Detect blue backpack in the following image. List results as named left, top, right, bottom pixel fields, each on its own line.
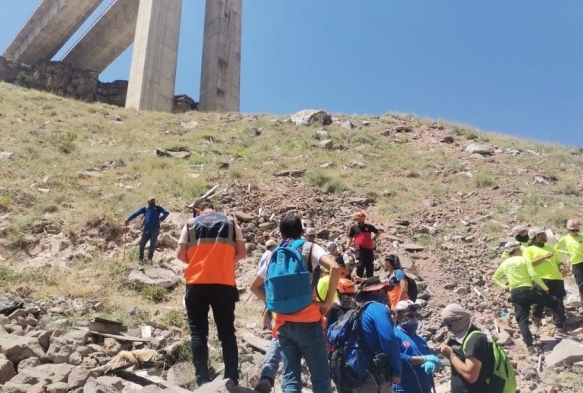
left=328, top=301, right=378, bottom=390
left=264, top=239, right=317, bottom=314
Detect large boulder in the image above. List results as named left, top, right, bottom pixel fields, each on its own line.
left=8, top=363, right=73, bottom=385
left=0, top=353, right=16, bottom=384
left=127, top=267, right=181, bottom=289
left=0, top=335, right=45, bottom=364
left=546, top=339, right=583, bottom=367
left=290, top=109, right=332, bottom=126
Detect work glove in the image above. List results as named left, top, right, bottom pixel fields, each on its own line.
left=423, top=355, right=441, bottom=365
left=421, top=361, right=436, bottom=375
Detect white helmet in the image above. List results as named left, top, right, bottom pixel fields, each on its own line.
left=511, top=225, right=527, bottom=237
left=567, top=219, right=580, bottom=231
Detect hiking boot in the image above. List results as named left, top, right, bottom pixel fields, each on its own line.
left=254, top=379, right=272, bottom=393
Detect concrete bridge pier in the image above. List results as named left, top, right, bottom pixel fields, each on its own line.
left=125, top=0, right=182, bottom=112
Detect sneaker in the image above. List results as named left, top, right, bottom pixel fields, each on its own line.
left=254, top=379, right=272, bottom=393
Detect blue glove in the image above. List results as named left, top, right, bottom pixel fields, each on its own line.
left=421, top=361, right=436, bottom=375
left=423, top=355, right=441, bottom=365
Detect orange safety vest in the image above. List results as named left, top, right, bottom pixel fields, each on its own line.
left=184, top=212, right=236, bottom=286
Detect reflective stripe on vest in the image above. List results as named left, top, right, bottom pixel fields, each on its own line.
left=184, top=212, right=236, bottom=285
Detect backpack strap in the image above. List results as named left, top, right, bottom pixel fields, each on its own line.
left=461, top=329, right=481, bottom=353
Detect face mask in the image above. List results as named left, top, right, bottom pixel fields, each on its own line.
left=515, top=234, right=529, bottom=243
left=399, top=318, right=419, bottom=334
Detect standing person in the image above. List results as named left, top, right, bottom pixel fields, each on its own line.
left=439, top=304, right=494, bottom=393
left=259, top=239, right=279, bottom=330
left=250, top=215, right=341, bottom=393
left=346, top=211, right=380, bottom=279
left=327, top=241, right=354, bottom=279
left=382, top=255, right=410, bottom=310
left=176, top=200, right=247, bottom=387
left=492, top=241, right=560, bottom=354
left=500, top=224, right=530, bottom=260
left=304, top=227, right=318, bottom=243
left=392, top=301, right=440, bottom=393
left=524, top=227, right=567, bottom=334
left=555, top=218, right=583, bottom=312
left=125, top=197, right=169, bottom=262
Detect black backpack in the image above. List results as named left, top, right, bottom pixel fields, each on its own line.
left=405, top=275, right=418, bottom=302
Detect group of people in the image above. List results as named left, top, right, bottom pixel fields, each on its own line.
left=493, top=219, right=583, bottom=354
left=161, top=199, right=516, bottom=393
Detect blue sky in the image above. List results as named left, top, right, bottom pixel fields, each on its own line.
left=1, top=1, right=582, bottom=147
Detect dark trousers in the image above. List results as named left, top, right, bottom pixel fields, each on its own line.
left=532, top=279, right=566, bottom=328
left=511, top=286, right=559, bottom=346
left=139, top=227, right=160, bottom=261
left=572, top=263, right=583, bottom=308
left=185, top=284, right=239, bottom=386
left=355, top=248, right=375, bottom=278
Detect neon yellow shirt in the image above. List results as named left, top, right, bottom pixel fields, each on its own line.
left=555, top=234, right=583, bottom=265
left=316, top=275, right=338, bottom=302
left=493, top=255, right=548, bottom=291
left=523, top=245, right=563, bottom=281
left=500, top=241, right=528, bottom=260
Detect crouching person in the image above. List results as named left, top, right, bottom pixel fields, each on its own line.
left=328, top=277, right=402, bottom=393
left=392, top=301, right=440, bottom=393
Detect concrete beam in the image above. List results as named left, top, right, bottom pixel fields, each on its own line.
left=199, top=0, right=242, bottom=112
left=125, top=0, right=182, bottom=112
left=61, top=0, right=138, bottom=73
left=3, top=0, right=104, bottom=64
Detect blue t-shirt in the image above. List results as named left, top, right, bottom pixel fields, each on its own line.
left=359, top=302, right=402, bottom=378
left=392, top=327, right=432, bottom=393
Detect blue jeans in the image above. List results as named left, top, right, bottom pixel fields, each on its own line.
left=139, top=227, right=160, bottom=261
left=260, top=337, right=282, bottom=383
left=278, top=321, right=331, bottom=393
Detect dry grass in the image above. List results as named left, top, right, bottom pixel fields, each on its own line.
left=2, top=83, right=583, bottom=382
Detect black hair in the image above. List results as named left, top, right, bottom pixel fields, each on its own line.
left=385, top=254, right=402, bottom=269
left=280, top=215, right=303, bottom=239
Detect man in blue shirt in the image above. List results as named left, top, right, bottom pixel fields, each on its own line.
left=352, top=277, right=402, bottom=393
left=391, top=301, right=440, bottom=393
left=125, top=197, right=169, bottom=262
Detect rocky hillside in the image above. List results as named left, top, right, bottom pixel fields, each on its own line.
left=1, top=82, right=583, bottom=392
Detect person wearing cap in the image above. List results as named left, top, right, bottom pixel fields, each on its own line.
left=325, top=278, right=357, bottom=330
left=500, top=224, right=529, bottom=260
left=392, top=300, right=440, bottom=393
left=304, top=227, right=317, bottom=243
left=250, top=215, right=341, bottom=393
left=326, top=241, right=354, bottom=279
left=439, top=304, right=495, bottom=393
left=176, top=200, right=247, bottom=387
left=555, top=218, right=583, bottom=311
left=382, top=255, right=410, bottom=310
left=125, top=197, right=169, bottom=262
left=346, top=210, right=380, bottom=279
left=351, top=277, right=402, bottom=391
left=492, top=241, right=560, bottom=353
left=523, top=227, right=567, bottom=334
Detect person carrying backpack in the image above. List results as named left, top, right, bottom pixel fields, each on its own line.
left=250, top=215, right=341, bottom=393
left=125, top=196, right=169, bottom=262
left=392, top=301, right=440, bottom=393
left=382, top=255, right=411, bottom=309
left=328, top=276, right=402, bottom=393
left=440, top=304, right=517, bottom=393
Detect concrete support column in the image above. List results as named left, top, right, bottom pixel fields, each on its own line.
left=199, top=0, right=242, bottom=112
left=125, top=0, right=182, bottom=112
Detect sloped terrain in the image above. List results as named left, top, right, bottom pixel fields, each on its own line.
left=1, top=82, right=583, bottom=391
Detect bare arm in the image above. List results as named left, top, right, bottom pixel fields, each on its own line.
left=176, top=243, right=188, bottom=264
left=250, top=275, right=266, bottom=304
left=234, top=240, right=247, bottom=262
left=397, top=278, right=408, bottom=302
left=451, top=356, right=482, bottom=383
